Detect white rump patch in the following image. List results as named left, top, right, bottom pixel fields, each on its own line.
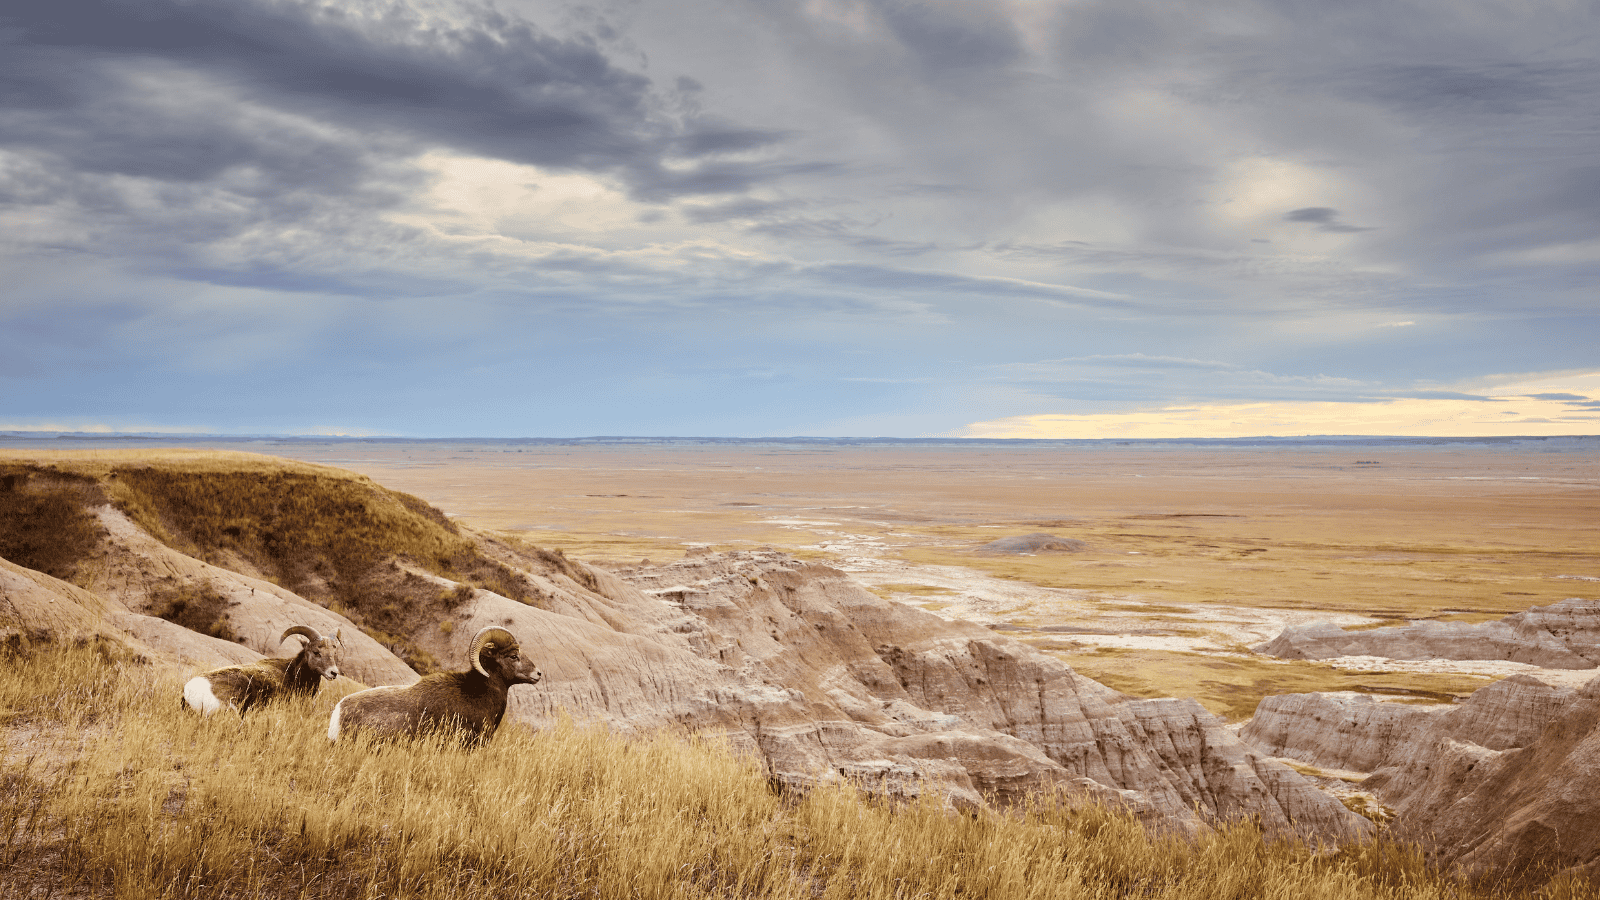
left=327, top=696, right=345, bottom=741
left=183, top=676, right=226, bottom=715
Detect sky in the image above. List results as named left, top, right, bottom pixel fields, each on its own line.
left=1, top=0, right=1597, bottom=439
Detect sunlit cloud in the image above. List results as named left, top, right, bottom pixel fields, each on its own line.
left=955, top=372, right=1600, bottom=439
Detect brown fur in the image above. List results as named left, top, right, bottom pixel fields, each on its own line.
left=329, top=629, right=541, bottom=746
left=183, top=627, right=342, bottom=714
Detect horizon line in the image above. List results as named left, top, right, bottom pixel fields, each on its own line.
left=3, top=431, right=1596, bottom=443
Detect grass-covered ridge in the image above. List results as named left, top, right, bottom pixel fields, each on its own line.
left=0, top=463, right=108, bottom=585
left=112, top=460, right=529, bottom=602
left=0, top=449, right=542, bottom=671
left=2, top=636, right=1590, bottom=900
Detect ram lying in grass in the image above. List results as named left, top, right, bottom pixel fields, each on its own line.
left=328, top=626, right=540, bottom=745
left=182, top=625, right=343, bottom=715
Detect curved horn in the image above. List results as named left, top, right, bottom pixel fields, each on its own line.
left=468, top=626, right=518, bottom=677
left=280, top=625, right=323, bottom=646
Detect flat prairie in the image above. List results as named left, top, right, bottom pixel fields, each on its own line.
left=12, top=436, right=1598, bottom=717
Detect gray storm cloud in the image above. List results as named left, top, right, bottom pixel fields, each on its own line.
left=0, top=0, right=1596, bottom=436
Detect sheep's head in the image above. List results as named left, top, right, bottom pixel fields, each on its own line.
left=469, top=626, right=542, bottom=687
left=281, top=625, right=343, bottom=681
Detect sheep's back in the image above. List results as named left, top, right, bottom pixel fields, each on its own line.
left=331, top=684, right=417, bottom=739
left=196, top=660, right=290, bottom=711
left=330, top=675, right=502, bottom=742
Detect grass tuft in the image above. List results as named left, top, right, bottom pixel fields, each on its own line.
left=1045, top=647, right=1490, bottom=721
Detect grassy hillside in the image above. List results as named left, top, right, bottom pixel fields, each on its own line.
left=0, top=464, right=107, bottom=583
left=0, top=450, right=543, bottom=671
left=2, top=635, right=1590, bottom=900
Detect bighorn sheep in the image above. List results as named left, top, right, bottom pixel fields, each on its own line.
left=182, top=625, right=343, bottom=715
left=327, top=626, right=541, bottom=746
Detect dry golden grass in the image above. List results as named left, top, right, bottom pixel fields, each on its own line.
left=872, top=583, right=959, bottom=596
left=0, top=447, right=358, bottom=480
left=2, top=636, right=1588, bottom=899
left=0, top=463, right=108, bottom=585
left=865, top=583, right=961, bottom=610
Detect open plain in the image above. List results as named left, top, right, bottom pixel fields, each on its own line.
left=24, top=435, right=1590, bottom=720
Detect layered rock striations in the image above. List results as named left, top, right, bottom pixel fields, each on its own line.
left=550, top=551, right=1372, bottom=839
left=1242, top=674, right=1600, bottom=883
left=1242, top=691, right=1445, bottom=775
left=1371, top=678, right=1600, bottom=884
left=1256, top=598, right=1600, bottom=668
left=1242, top=675, right=1574, bottom=776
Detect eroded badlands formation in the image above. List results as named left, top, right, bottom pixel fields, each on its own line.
left=1245, top=602, right=1600, bottom=883
left=4, top=454, right=1599, bottom=886
left=2, top=496, right=1369, bottom=840
left=1242, top=672, right=1600, bottom=883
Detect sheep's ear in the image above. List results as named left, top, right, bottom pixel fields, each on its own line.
left=334, top=628, right=343, bottom=646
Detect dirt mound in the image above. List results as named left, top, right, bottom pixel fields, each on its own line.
left=976, top=532, right=1089, bottom=554
left=89, top=504, right=418, bottom=685
left=0, top=452, right=545, bottom=675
